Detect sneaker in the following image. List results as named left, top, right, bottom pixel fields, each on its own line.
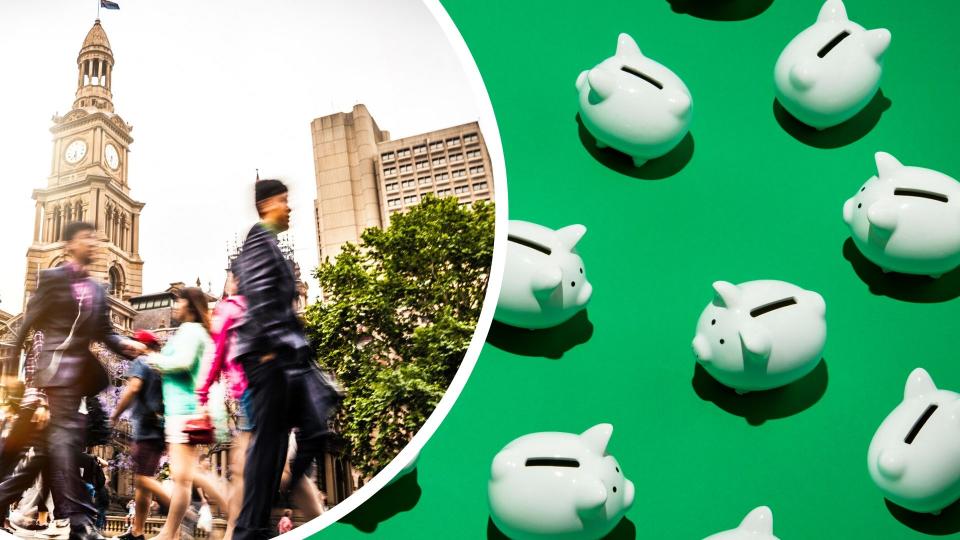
left=37, top=519, right=69, bottom=540
left=114, top=531, right=144, bottom=540
left=8, top=514, right=47, bottom=538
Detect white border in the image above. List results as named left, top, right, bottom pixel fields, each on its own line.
left=288, top=0, right=508, bottom=537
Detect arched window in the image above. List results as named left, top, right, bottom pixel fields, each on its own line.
left=74, top=201, right=83, bottom=223
left=109, top=266, right=123, bottom=297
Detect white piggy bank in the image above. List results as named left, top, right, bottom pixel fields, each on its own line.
left=704, top=506, right=780, bottom=540
left=692, top=280, right=826, bottom=393
left=488, top=424, right=634, bottom=540
left=577, top=33, right=692, bottom=167
left=843, top=152, right=960, bottom=278
left=868, top=368, right=960, bottom=514
left=495, top=221, right=592, bottom=329
left=774, top=0, right=890, bottom=129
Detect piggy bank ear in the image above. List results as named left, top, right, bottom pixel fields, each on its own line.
left=616, top=33, right=642, bottom=57
left=739, top=322, right=772, bottom=360
left=556, top=224, right=587, bottom=251
left=532, top=265, right=563, bottom=293
left=904, top=368, right=937, bottom=400
left=712, top=281, right=740, bottom=308
left=580, top=423, right=613, bottom=455
left=490, top=449, right=519, bottom=482
left=865, top=28, right=892, bottom=59
left=737, top=506, right=774, bottom=535
left=875, top=151, right=903, bottom=179
left=575, top=477, right=609, bottom=513
left=867, top=201, right=899, bottom=231
left=817, top=0, right=848, bottom=22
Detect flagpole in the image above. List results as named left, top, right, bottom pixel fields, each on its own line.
left=97, top=0, right=100, bottom=19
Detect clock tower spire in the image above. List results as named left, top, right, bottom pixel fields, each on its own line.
left=23, top=19, right=144, bottom=332
left=73, top=19, right=115, bottom=114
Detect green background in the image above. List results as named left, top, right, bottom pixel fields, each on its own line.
left=321, top=0, right=960, bottom=538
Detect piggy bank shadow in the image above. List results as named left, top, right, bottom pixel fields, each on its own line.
left=842, top=238, right=960, bottom=303
left=340, top=468, right=422, bottom=533
left=667, top=0, right=774, bottom=21
left=575, top=114, right=694, bottom=180
left=487, top=517, right=636, bottom=539
left=691, top=360, right=828, bottom=426
left=773, top=89, right=891, bottom=149
left=486, top=310, right=594, bottom=359
left=886, top=499, right=960, bottom=535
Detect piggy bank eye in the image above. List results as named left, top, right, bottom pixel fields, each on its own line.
left=860, top=187, right=866, bottom=192
left=580, top=267, right=583, bottom=274
left=858, top=203, right=862, bottom=208
left=615, top=466, right=620, bottom=473
left=711, top=319, right=716, bottom=326
left=612, top=486, right=618, bottom=493
left=719, top=339, right=725, bottom=345
left=570, top=281, right=576, bottom=287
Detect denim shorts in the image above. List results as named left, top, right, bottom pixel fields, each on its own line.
left=238, top=388, right=255, bottom=432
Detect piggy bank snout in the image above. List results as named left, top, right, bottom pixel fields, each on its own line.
left=623, top=479, right=635, bottom=509
left=577, top=281, right=593, bottom=306
left=692, top=334, right=711, bottom=361
left=843, top=198, right=854, bottom=225
left=878, top=449, right=907, bottom=480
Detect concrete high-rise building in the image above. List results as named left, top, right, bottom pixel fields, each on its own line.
left=310, top=104, right=494, bottom=262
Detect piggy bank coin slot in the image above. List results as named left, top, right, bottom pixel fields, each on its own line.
left=525, top=458, right=581, bottom=468
left=894, top=188, right=950, bottom=203
left=904, top=404, right=939, bottom=444
left=620, top=66, right=664, bottom=90
left=817, top=30, right=851, bottom=58
left=749, top=297, right=798, bottom=318
left=508, top=235, right=553, bottom=255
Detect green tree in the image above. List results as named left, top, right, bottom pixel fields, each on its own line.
left=304, top=196, right=494, bottom=477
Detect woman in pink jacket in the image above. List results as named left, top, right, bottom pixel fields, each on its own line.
left=197, top=270, right=249, bottom=540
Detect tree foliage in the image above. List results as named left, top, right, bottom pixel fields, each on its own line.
left=304, top=196, right=494, bottom=477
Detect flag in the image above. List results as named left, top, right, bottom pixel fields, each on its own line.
left=100, top=0, right=120, bottom=10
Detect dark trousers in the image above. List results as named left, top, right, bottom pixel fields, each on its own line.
left=234, top=347, right=332, bottom=540
left=0, top=405, right=45, bottom=510
left=43, top=386, right=96, bottom=530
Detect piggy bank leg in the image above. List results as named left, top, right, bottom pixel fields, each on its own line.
left=632, top=157, right=648, bottom=168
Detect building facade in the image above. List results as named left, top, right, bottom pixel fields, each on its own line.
left=23, top=19, right=144, bottom=332
left=310, top=105, right=494, bottom=262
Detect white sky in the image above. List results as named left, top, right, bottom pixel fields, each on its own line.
left=0, top=0, right=481, bottom=313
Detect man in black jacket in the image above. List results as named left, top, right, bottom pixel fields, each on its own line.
left=232, top=180, right=335, bottom=540
left=2, top=221, right=143, bottom=540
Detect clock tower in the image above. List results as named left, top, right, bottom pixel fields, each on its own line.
left=23, top=19, right=144, bottom=331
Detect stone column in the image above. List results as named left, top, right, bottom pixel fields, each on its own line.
left=33, top=202, right=42, bottom=243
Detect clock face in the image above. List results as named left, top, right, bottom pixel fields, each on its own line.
left=64, top=140, right=87, bottom=164
left=104, top=144, right=120, bottom=170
